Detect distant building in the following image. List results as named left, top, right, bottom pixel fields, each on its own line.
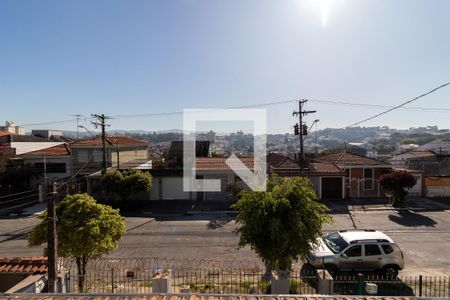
left=0, top=121, right=25, bottom=135
left=347, top=142, right=378, bottom=158
left=31, top=129, right=63, bottom=139
left=206, top=130, right=216, bottom=143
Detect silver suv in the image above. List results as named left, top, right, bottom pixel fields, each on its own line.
left=306, top=229, right=404, bottom=277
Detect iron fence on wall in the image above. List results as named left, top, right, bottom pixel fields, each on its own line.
left=62, top=258, right=450, bottom=297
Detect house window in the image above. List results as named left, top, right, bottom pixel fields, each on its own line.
left=78, top=151, right=88, bottom=162
left=363, top=168, right=373, bottom=190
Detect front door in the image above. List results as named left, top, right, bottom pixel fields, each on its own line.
left=340, top=245, right=363, bottom=270
left=362, top=244, right=384, bottom=270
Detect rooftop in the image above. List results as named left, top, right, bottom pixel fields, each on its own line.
left=0, top=257, right=48, bottom=274
left=267, top=153, right=344, bottom=176
left=319, top=151, right=389, bottom=166
left=395, top=150, right=435, bottom=157
left=72, top=136, right=148, bottom=146
left=195, top=157, right=255, bottom=171
left=17, top=143, right=70, bottom=157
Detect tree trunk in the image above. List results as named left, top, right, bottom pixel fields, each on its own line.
left=76, top=256, right=89, bottom=293
left=262, top=263, right=272, bottom=281
left=76, top=257, right=84, bottom=293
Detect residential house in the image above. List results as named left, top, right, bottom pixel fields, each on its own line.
left=267, top=152, right=346, bottom=199
left=195, top=157, right=256, bottom=201
left=418, top=139, right=450, bottom=154
left=390, top=150, right=450, bottom=176
left=318, top=151, right=392, bottom=198
left=15, top=143, right=72, bottom=188
left=70, top=136, right=149, bottom=176
left=0, top=132, right=69, bottom=190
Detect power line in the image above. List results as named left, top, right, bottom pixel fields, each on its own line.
left=19, top=119, right=78, bottom=127
left=345, top=82, right=450, bottom=128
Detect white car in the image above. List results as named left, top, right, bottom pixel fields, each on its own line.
left=306, top=229, right=405, bottom=277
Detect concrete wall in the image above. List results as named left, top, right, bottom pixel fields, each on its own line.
left=425, top=176, right=450, bottom=198
left=111, top=149, right=148, bottom=165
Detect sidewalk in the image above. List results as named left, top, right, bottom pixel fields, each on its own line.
left=322, top=197, right=450, bottom=213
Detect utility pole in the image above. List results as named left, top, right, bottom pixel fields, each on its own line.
left=47, top=185, right=58, bottom=293
left=91, top=114, right=110, bottom=176
left=293, top=100, right=316, bottom=173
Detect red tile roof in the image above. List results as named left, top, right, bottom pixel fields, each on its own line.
left=308, top=162, right=344, bottom=174
left=397, top=150, right=435, bottom=157
left=17, top=143, right=70, bottom=157
left=73, top=136, right=148, bottom=146
left=267, top=153, right=344, bottom=176
left=319, top=151, right=390, bottom=166
left=2, top=294, right=418, bottom=300
left=195, top=157, right=255, bottom=170
left=271, top=162, right=344, bottom=177
left=0, top=257, right=48, bottom=274
left=0, top=131, right=11, bottom=137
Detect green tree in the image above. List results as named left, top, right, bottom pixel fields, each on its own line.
left=102, top=169, right=152, bottom=200
left=232, top=177, right=332, bottom=279
left=380, top=171, right=417, bottom=207
left=28, top=193, right=126, bottom=292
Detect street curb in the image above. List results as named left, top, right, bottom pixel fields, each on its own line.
left=185, top=210, right=238, bottom=215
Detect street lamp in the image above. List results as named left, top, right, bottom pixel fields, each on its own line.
left=78, top=125, right=96, bottom=138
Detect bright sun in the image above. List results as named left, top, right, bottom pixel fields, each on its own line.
left=300, top=0, right=345, bottom=28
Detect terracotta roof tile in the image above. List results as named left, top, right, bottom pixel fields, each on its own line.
left=0, top=131, right=11, bottom=137
left=0, top=257, right=48, bottom=274
left=195, top=157, right=255, bottom=170
left=73, top=136, right=148, bottom=146
left=319, top=151, right=389, bottom=166
left=17, top=143, right=71, bottom=156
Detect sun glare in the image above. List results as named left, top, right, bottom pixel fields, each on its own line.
left=299, top=0, right=345, bottom=29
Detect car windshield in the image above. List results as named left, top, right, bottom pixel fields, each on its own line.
left=323, top=232, right=349, bottom=254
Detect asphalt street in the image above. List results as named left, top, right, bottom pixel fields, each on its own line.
left=0, top=204, right=449, bottom=276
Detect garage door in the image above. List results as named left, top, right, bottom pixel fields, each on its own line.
left=321, top=177, right=343, bottom=199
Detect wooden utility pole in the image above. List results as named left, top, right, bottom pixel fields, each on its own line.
left=47, top=189, right=58, bottom=293
left=292, top=100, right=316, bottom=173
left=91, top=114, right=110, bottom=176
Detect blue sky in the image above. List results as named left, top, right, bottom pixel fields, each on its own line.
left=1, top=0, right=449, bottom=133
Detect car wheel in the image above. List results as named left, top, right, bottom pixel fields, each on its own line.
left=383, top=265, right=399, bottom=279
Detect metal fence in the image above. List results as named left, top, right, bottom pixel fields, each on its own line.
left=334, top=274, right=450, bottom=297
left=63, top=258, right=317, bottom=294
left=62, top=258, right=450, bottom=296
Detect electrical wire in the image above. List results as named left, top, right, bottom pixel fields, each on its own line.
left=345, top=82, right=450, bottom=128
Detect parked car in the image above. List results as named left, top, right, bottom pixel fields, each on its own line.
left=306, top=229, right=404, bottom=277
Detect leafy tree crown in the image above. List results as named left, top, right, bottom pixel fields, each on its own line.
left=232, top=176, right=332, bottom=272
